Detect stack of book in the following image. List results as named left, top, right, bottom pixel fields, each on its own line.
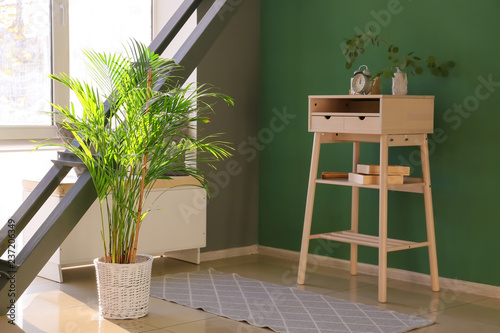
left=348, top=164, right=410, bottom=185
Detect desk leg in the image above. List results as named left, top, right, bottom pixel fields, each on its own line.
left=350, top=142, right=360, bottom=276
left=378, top=134, right=389, bottom=303
left=421, top=134, right=440, bottom=292
left=297, top=133, right=321, bottom=285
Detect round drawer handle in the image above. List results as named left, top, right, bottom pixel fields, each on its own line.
left=358, top=116, right=365, bottom=120
left=324, top=116, right=331, bottom=120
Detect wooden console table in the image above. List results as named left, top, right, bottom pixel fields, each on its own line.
left=297, top=95, right=440, bottom=303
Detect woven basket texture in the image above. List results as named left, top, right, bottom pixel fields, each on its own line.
left=94, top=254, right=153, bottom=319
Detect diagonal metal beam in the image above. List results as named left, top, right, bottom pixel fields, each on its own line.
left=0, top=164, right=72, bottom=256
left=149, top=0, right=203, bottom=56
left=0, top=171, right=97, bottom=311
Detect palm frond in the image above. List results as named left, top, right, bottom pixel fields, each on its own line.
left=42, top=39, right=233, bottom=264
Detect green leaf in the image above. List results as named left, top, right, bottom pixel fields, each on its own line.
left=341, top=32, right=455, bottom=79
left=439, top=63, right=448, bottom=72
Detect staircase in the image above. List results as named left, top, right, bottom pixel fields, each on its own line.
left=0, top=0, right=243, bottom=312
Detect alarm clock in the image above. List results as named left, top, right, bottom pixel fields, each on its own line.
left=351, top=65, right=374, bottom=95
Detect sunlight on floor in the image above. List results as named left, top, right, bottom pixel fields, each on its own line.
left=1, top=290, right=127, bottom=332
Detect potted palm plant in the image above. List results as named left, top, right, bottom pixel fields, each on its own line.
left=46, top=40, right=233, bottom=319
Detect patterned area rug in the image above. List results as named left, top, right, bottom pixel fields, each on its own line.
left=150, top=269, right=433, bottom=333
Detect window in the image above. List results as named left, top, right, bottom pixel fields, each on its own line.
left=68, top=0, right=152, bottom=115
left=0, top=0, right=55, bottom=142
left=0, top=0, right=155, bottom=223
left=0, top=0, right=153, bottom=140
left=0, top=0, right=197, bottom=226
left=0, top=0, right=51, bottom=126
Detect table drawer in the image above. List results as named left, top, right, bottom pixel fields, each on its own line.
left=310, top=115, right=380, bottom=133
left=344, top=116, right=380, bottom=132
left=310, top=115, right=344, bottom=132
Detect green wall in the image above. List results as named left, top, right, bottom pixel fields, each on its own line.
left=259, top=0, right=500, bottom=287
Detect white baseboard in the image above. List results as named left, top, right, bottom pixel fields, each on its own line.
left=257, top=245, right=500, bottom=299
left=164, top=248, right=200, bottom=264
left=199, top=245, right=500, bottom=299
left=200, top=245, right=259, bottom=262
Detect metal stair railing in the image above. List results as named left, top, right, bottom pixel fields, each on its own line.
left=0, top=0, right=243, bottom=313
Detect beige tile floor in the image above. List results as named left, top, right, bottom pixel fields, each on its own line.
left=1, top=254, right=499, bottom=332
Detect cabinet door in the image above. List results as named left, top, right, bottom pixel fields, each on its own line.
left=60, top=186, right=206, bottom=265
left=138, top=187, right=206, bottom=255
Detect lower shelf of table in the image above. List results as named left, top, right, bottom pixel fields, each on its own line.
left=310, top=230, right=429, bottom=252
left=315, top=177, right=426, bottom=193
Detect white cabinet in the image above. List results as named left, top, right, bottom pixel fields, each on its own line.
left=21, top=176, right=206, bottom=282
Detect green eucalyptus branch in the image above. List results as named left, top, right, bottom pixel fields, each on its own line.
left=342, top=31, right=455, bottom=79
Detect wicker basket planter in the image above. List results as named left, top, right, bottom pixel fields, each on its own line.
left=94, top=254, right=154, bottom=319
